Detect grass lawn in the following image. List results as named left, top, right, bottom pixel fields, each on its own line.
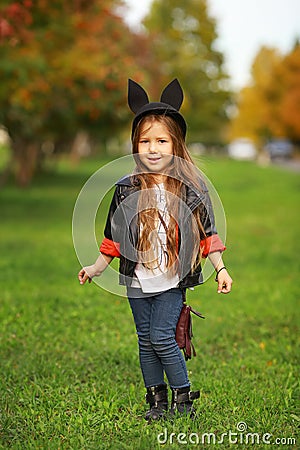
left=0, top=156, right=299, bottom=449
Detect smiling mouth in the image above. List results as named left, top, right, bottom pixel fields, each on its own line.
left=147, top=156, right=161, bottom=162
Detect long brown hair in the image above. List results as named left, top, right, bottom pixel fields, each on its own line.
left=132, top=114, right=206, bottom=274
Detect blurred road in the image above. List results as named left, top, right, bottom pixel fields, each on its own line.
left=274, top=159, right=300, bottom=172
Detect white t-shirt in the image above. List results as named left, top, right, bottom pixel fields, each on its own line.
left=131, top=184, right=179, bottom=293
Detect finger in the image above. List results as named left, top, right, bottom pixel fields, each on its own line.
left=79, top=271, right=89, bottom=285
left=78, top=268, right=87, bottom=278
left=221, top=280, right=232, bottom=294
left=221, top=286, right=230, bottom=294
left=217, top=281, right=223, bottom=294
left=78, top=271, right=84, bottom=283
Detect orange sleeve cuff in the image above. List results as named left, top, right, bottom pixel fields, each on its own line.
left=99, top=237, right=121, bottom=258
left=200, top=234, right=226, bottom=258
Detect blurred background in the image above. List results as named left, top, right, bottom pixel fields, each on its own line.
left=1, top=3, right=299, bottom=446
left=0, top=0, right=299, bottom=185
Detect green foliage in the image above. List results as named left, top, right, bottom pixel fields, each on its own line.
left=143, top=0, right=232, bottom=143
left=0, top=158, right=299, bottom=449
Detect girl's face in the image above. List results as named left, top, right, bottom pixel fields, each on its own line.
left=137, top=120, right=173, bottom=180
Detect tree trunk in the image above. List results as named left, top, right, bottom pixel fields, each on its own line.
left=12, top=140, right=40, bottom=187
left=70, top=131, right=91, bottom=165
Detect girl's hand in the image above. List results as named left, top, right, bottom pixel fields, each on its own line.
left=216, top=269, right=233, bottom=294
left=77, top=254, right=113, bottom=285
left=78, top=265, right=97, bottom=285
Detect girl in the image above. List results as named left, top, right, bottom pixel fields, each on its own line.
left=78, top=79, right=233, bottom=421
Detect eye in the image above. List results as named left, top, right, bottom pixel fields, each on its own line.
left=158, top=139, right=167, bottom=144
left=139, top=139, right=149, bottom=144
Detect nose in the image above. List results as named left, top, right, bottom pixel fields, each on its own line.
left=149, top=141, right=157, bottom=153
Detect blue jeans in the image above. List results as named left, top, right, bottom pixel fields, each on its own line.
left=128, top=287, right=190, bottom=389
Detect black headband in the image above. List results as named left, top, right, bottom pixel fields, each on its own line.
left=128, top=79, right=187, bottom=140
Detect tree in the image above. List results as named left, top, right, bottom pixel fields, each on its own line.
left=0, top=0, right=139, bottom=185
left=142, top=0, right=231, bottom=144
left=277, top=43, right=300, bottom=141
left=229, top=47, right=282, bottom=142
left=229, top=43, right=300, bottom=144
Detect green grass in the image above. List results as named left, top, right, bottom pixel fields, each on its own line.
left=0, top=157, right=299, bottom=449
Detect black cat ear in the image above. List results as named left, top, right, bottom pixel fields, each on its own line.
left=128, top=79, right=149, bottom=113
left=160, top=79, right=184, bottom=111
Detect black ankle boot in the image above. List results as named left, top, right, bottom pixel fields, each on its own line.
left=170, top=386, right=200, bottom=418
left=145, top=384, right=168, bottom=421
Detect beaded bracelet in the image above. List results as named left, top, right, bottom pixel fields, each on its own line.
left=215, top=266, right=227, bottom=282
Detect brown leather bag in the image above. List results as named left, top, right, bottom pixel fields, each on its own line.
left=175, top=304, right=205, bottom=360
